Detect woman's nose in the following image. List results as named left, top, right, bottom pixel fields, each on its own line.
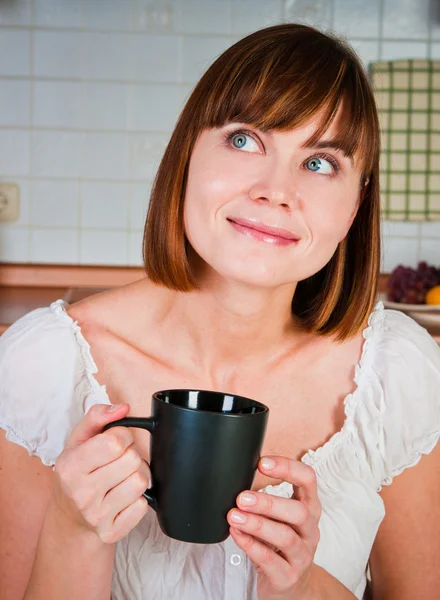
left=248, top=163, right=295, bottom=209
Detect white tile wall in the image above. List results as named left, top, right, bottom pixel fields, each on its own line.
left=83, top=0, right=134, bottom=31
left=81, top=182, right=129, bottom=229
left=83, top=83, right=129, bottom=131
left=129, top=183, right=151, bottom=230
left=130, top=133, right=169, bottom=180
left=381, top=40, right=429, bottom=60
left=81, top=133, right=131, bottom=180
left=31, top=228, right=79, bottom=263
left=131, top=35, right=179, bottom=82
left=130, top=84, right=183, bottom=132
left=33, top=0, right=82, bottom=28
left=0, top=29, right=30, bottom=76
left=284, top=0, right=333, bottom=30
left=0, top=225, right=30, bottom=262
left=334, top=0, right=380, bottom=38
left=128, top=229, right=144, bottom=264
left=133, top=0, right=176, bottom=34
left=382, top=0, right=430, bottom=39
left=82, top=32, right=132, bottom=81
left=419, top=238, right=440, bottom=264
left=31, top=180, right=79, bottom=228
left=0, top=131, right=30, bottom=176
left=0, top=81, right=31, bottom=126
left=231, top=0, right=282, bottom=36
left=32, top=131, right=83, bottom=178
left=0, top=0, right=439, bottom=268
left=181, top=35, right=233, bottom=83
left=34, top=31, right=83, bottom=78
left=178, top=0, right=231, bottom=35
left=382, top=237, right=420, bottom=272
left=347, top=39, right=381, bottom=65
left=33, top=81, right=83, bottom=129
left=0, top=0, right=31, bottom=26
left=79, top=230, right=128, bottom=265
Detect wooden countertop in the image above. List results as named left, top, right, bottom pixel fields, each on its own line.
left=0, top=286, right=110, bottom=334
left=0, top=263, right=144, bottom=335
left=1, top=263, right=439, bottom=344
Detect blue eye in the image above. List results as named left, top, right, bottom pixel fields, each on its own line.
left=305, top=157, right=333, bottom=174
left=227, top=131, right=260, bottom=153
left=232, top=134, right=247, bottom=149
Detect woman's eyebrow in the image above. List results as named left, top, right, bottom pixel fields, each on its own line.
left=302, top=140, right=354, bottom=165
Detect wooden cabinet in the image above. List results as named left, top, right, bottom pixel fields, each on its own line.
left=0, top=264, right=144, bottom=334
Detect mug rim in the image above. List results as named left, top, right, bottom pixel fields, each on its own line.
left=153, top=388, right=269, bottom=416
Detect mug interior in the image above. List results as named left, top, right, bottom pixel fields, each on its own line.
left=155, top=389, right=267, bottom=415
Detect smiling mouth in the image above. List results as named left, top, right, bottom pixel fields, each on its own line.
left=227, top=217, right=300, bottom=246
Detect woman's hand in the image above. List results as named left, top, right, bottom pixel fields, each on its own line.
left=227, top=456, right=321, bottom=600
left=52, top=403, right=150, bottom=545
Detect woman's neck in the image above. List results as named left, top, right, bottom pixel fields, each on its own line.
left=165, top=275, right=302, bottom=382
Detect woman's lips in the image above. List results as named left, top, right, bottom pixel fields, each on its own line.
left=227, top=217, right=299, bottom=246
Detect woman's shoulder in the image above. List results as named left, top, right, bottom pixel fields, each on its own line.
left=66, top=277, right=161, bottom=342
left=369, top=301, right=440, bottom=370
left=0, top=298, right=111, bottom=466
left=1, top=298, right=83, bottom=359
left=359, top=302, right=440, bottom=487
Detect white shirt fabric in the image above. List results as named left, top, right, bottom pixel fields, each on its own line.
left=0, top=299, right=439, bottom=600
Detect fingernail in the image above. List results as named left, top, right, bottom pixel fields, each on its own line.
left=240, top=492, right=256, bottom=506
left=261, top=457, right=276, bottom=470
left=108, top=404, right=121, bottom=412
left=231, top=510, right=247, bottom=524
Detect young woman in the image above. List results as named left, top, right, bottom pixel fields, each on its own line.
left=0, top=24, right=439, bottom=600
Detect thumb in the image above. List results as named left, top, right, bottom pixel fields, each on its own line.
left=66, top=403, right=130, bottom=448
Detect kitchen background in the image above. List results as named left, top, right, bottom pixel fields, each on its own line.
left=1, top=0, right=440, bottom=271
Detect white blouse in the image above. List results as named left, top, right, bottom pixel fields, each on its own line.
left=0, top=300, right=439, bottom=600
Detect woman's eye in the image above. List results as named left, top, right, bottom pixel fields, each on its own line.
left=305, top=157, right=334, bottom=175
left=230, top=133, right=259, bottom=153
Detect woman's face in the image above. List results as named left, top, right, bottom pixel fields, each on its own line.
left=184, top=108, right=364, bottom=288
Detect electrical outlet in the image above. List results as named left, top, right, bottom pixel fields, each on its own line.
left=0, top=183, right=20, bottom=222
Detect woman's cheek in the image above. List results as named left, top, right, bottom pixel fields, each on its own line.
left=297, top=176, right=356, bottom=229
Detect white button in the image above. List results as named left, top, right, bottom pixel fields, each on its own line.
left=230, top=553, right=242, bottom=566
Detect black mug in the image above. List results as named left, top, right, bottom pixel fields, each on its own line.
left=104, top=389, right=269, bottom=544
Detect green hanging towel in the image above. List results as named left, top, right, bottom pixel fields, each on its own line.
left=370, top=59, right=440, bottom=220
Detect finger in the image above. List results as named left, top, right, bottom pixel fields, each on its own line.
left=232, top=491, right=316, bottom=541
left=90, top=448, right=151, bottom=497
left=229, top=527, right=299, bottom=593
left=66, top=403, right=130, bottom=448
left=97, top=497, right=149, bottom=545
left=100, top=467, right=150, bottom=518
left=228, top=508, right=313, bottom=566
left=258, top=456, right=320, bottom=516
left=67, top=425, right=135, bottom=474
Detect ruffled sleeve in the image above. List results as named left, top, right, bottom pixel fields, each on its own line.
left=0, top=300, right=110, bottom=466
left=371, top=307, right=440, bottom=489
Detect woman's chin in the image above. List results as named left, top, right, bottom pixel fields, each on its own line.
left=208, top=262, right=297, bottom=290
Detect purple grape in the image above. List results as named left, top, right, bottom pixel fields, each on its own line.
left=387, top=261, right=440, bottom=304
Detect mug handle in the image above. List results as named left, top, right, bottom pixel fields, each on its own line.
left=103, top=417, right=158, bottom=512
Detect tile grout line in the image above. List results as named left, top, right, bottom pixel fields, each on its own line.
left=27, top=0, right=35, bottom=262
left=77, top=0, right=86, bottom=265
left=377, top=0, right=384, bottom=60
left=1, top=23, right=439, bottom=42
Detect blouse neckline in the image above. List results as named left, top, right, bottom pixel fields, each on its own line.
left=50, top=298, right=386, bottom=494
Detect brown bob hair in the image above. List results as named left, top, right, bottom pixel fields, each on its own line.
left=144, top=23, right=381, bottom=341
